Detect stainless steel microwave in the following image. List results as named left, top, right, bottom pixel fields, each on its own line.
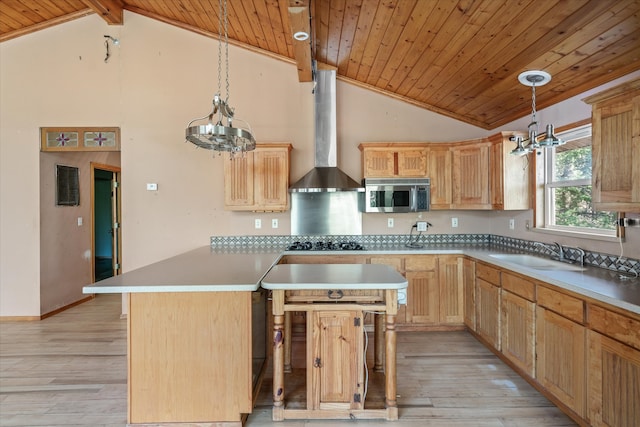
left=362, top=178, right=430, bottom=213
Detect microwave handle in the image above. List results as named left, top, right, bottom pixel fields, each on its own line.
left=410, top=187, right=417, bottom=211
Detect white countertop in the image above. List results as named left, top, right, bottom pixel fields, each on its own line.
left=82, top=246, right=282, bottom=293
left=82, top=243, right=639, bottom=316
left=261, top=263, right=408, bottom=290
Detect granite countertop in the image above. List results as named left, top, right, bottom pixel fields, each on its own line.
left=83, top=243, right=639, bottom=315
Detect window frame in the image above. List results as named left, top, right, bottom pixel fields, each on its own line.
left=538, top=123, right=619, bottom=239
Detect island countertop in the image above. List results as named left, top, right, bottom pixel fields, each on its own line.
left=261, top=263, right=408, bottom=290
left=82, top=246, right=282, bottom=293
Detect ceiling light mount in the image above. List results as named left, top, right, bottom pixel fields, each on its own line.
left=293, top=31, right=309, bottom=41
left=510, top=70, right=564, bottom=156
left=184, top=0, right=255, bottom=155
left=103, top=35, right=119, bottom=63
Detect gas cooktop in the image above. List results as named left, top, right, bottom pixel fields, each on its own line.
left=287, top=240, right=366, bottom=251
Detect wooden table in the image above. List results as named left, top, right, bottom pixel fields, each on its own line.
left=261, top=263, right=408, bottom=421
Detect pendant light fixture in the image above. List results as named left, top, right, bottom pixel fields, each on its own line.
left=510, top=70, right=564, bottom=156
left=185, top=0, right=256, bottom=155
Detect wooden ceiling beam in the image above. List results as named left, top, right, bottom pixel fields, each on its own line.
left=81, top=0, right=124, bottom=25
left=288, top=0, right=313, bottom=82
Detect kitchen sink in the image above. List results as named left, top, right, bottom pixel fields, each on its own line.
left=489, top=254, right=586, bottom=272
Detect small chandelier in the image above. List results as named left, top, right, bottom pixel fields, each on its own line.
left=510, top=70, right=564, bottom=156
left=185, top=0, right=256, bottom=155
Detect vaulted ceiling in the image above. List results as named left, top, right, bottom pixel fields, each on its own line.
left=1, top=0, right=639, bottom=129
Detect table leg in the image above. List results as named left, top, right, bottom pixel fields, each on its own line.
left=284, top=311, right=292, bottom=373
left=272, top=313, right=285, bottom=421
left=385, top=314, right=397, bottom=410
left=374, top=313, right=384, bottom=372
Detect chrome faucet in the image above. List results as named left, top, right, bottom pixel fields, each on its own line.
left=574, top=247, right=586, bottom=267
left=534, top=241, right=564, bottom=261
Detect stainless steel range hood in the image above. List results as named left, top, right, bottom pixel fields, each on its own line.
left=289, top=69, right=363, bottom=193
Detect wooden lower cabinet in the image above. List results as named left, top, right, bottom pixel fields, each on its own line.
left=536, top=306, right=586, bottom=418
left=501, top=290, right=535, bottom=377
left=587, top=329, right=640, bottom=426
left=438, top=255, right=464, bottom=324
left=475, top=277, right=501, bottom=350
left=309, top=310, right=364, bottom=410
left=402, top=255, right=463, bottom=327
left=462, top=257, right=476, bottom=330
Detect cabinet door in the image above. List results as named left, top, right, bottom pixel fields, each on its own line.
left=309, top=310, right=364, bottom=410
left=397, top=150, right=427, bottom=176
left=585, top=80, right=640, bottom=211
left=475, top=278, right=500, bottom=350
left=462, top=258, right=476, bottom=330
left=452, top=142, right=491, bottom=209
left=536, top=306, right=586, bottom=417
left=405, top=270, right=439, bottom=325
left=488, top=133, right=530, bottom=210
left=438, top=256, right=463, bottom=324
left=587, top=330, right=640, bottom=426
left=426, top=147, right=452, bottom=209
left=501, top=290, right=535, bottom=377
left=224, top=143, right=291, bottom=211
left=224, top=153, right=255, bottom=208
left=362, top=150, right=395, bottom=177
left=254, top=149, right=289, bottom=209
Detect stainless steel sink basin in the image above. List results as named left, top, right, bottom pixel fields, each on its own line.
left=489, top=254, right=586, bottom=272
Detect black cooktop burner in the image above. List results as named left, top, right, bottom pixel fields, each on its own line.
left=287, top=240, right=365, bottom=251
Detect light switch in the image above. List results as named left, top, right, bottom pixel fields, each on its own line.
left=77, top=217, right=83, bottom=226
left=146, top=183, right=158, bottom=191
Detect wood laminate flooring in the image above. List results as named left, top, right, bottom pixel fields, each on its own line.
left=0, top=295, right=577, bottom=426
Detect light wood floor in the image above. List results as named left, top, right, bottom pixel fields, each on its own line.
left=0, top=295, right=577, bottom=427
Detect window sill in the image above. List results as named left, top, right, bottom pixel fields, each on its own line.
left=531, top=226, right=622, bottom=243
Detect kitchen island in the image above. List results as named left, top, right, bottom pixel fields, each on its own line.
left=261, top=263, right=408, bottom=421
left=83, top=246, right=281, bottom=427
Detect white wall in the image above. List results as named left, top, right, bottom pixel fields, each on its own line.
left=1, top=11, right=638, bottom=316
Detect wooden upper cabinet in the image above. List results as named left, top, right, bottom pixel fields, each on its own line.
left=584, top=79, right=640, bottom=212
left=359, top=143, right=427, bottom=178
left=426, top=146, right=453, bottom=209
left=359, top=136, right=529, bottom=211
left=488, top=132, right=530, bottom=210
left=224, top=143, right=292, bottom=212
left=451, top=139, right=491, bottom=209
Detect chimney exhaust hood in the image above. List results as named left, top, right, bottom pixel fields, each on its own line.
left=289, top=69, right=363, bottom=193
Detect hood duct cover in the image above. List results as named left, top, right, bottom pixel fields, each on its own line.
left=289, top=69, right=363, bottom=192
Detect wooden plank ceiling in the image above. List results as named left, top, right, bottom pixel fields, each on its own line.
left=1, top=0, right=639, bottom=129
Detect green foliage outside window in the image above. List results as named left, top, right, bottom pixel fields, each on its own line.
left=551, top=147, right=616, bottom=231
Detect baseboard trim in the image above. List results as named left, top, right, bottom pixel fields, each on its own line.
left=41, top=295, right=96, bottom=320
left=0, top=315, right=41, bottom=322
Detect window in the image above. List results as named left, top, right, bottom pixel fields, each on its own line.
left=542, top=124, right=616, bottom=236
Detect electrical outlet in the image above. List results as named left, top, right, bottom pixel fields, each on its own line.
left=416, top=221, right=428, bottom=232
left=451, top=217, right=458, bottom=228
left=509, top=219, right=515, bottom=230
left=387, top=218, right=394, bottom=228
left=271, top=219, right=278, bottom=229
left=254, top=219, right=262, bottom=229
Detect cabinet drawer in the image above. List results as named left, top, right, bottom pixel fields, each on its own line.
left=588, top=304, right=640, bottom=351
left=476, top=262, right=500, bottom=285
left=286, top=289, right=384, bottom=303
left=501, top=272, right=535, bottom=301
left=404, top=255, right=437, bottom=271
left=369, top=256, right=404, bottom=271
left=537, top=286, right=584, bottom=324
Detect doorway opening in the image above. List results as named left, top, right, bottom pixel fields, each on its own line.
left=91, top=163, right=122, bottom=282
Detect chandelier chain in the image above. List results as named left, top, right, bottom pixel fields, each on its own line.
left=223, top=0, right=230, bottom=103
left=217, top=0, right=223, bottom=98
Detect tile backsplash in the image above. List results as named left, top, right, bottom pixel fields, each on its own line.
left=210, top=234, right=639, bottom=276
